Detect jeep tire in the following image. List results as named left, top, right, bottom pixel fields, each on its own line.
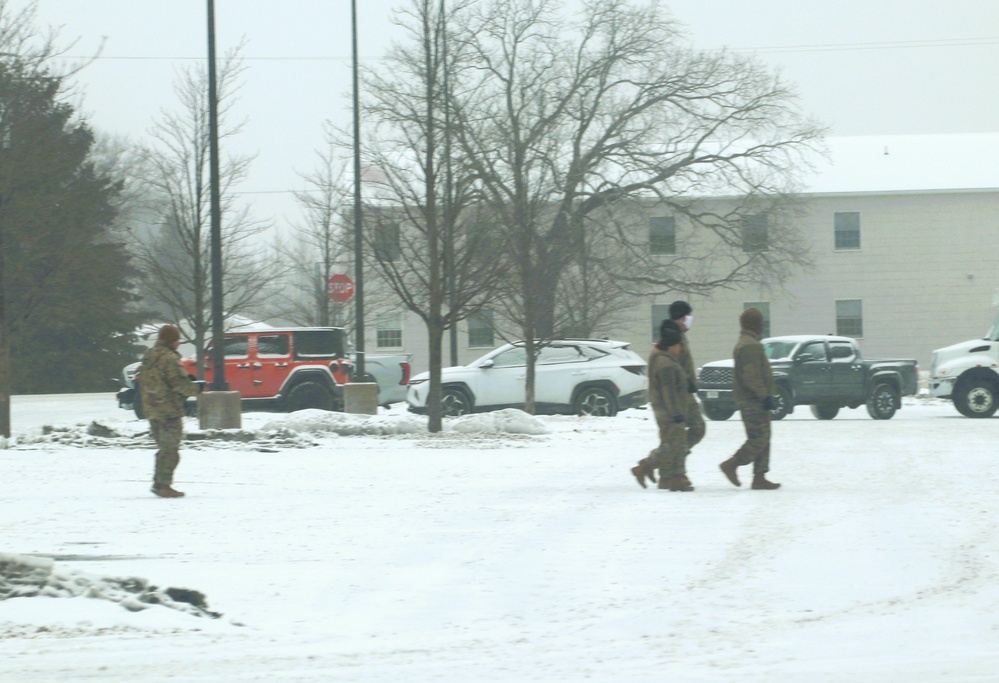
left=285, top=381, right=337, bottom=412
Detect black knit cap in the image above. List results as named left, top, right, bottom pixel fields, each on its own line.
left=659, top=319, right=683, bottom=348
left=669, top=300, right=692, bottom=320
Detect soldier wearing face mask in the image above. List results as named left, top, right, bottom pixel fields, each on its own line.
left=668, top=300, right=705, bottom=452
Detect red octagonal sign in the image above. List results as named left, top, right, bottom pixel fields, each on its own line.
left=327, top=274, right=355, bottom=303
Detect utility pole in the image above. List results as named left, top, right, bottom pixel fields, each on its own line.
left=351, top=0, right=366, bottom=381
left=206, top=0, right=227, bottom=391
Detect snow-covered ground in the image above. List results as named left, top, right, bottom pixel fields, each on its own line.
left=1, top=393, right=996, bottom=682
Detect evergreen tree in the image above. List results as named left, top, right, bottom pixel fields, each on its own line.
left=0, top=62, right=140, bottom=398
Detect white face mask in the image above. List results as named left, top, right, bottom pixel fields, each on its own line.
left=683, top=315, right=693, bottom=330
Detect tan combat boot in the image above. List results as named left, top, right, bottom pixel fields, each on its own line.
left=719, top=458, right=741, bottom=487
left=630, top=458, right=657, bottom=489
left=152, top=484, right=186, bottom=498
left=751, top=473, right=780, bottom=490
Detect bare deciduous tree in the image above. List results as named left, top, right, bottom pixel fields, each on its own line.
left=447, top=0, right=823, bottom=411
left=361, top=0, right=508, bottom=432
left=132, top=46, right=279, bottom=373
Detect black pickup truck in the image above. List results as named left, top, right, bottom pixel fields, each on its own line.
left=696, top=335, right=919, bottom=421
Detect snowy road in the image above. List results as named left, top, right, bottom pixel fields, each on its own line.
left=1, top=394, right=997, bottom=681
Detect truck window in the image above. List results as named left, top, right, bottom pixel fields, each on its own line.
left=223, top=337, right=249, bottom=358
left=293, top=329, right=345, bottom=360
left=797, top=341, right=827, bottom=362
left=828, top=342, right=856, bottom=361
left=763, top=341, right=796, bottom=360
left=987, top=310, right=999, bottom=341
left=258, top=334, right=290, bottom=357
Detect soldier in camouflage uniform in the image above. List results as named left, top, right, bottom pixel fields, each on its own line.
left=136, top=325, right=202, bottom=498
left=631, top=320, right=695, bottom=491
left=668, top=301, right=706, bottom=452
left=719, top=308, right=781, bottom=490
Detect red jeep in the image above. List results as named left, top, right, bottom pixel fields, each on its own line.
left=184, top=327, right=352, bottom=412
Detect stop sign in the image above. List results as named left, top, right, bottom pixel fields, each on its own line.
left=327, top=274, right=355, bottom=303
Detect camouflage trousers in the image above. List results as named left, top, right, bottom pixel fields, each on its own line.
left=150, top=417, right=183, bottom=487
left=686, top=401, right=706, bottom=450
left=648, top=414, right=689, bottom=479
left=734, top=403, right=771, bottom=474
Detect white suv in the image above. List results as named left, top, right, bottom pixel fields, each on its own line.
left=406, top=339, right=647, bottom=417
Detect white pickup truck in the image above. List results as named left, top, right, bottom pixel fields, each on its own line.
left=929, top=300, right=999, bottom=418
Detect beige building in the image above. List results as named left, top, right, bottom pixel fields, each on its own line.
left=361, top=134, right=999, bottom=375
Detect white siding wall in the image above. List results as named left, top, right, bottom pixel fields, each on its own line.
left=362, top=189, right=999, bottom=376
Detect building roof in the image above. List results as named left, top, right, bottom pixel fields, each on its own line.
left=802, top=133, right=999, bottom=195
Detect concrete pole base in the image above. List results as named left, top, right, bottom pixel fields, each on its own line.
left=198, top=391, right=242, bottom=429
left=343, top=383, right=379, bottom=415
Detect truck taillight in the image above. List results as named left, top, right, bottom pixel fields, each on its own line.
left=400, top=362, right=411, bottom=386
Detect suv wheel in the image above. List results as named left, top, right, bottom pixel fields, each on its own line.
left=441, top=387, right=472, bottom=417
left=573, top=387, right=617, bottom=417
left=285, top=381, right=337, bottom=412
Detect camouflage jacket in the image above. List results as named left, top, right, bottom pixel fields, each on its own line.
left=648, top=347, right=690, bottom=421
left=732, top=329, right=776, bottom=407
left=678, top=330, right=696, bottom=389
left=136, top=341, right=199, bottom=420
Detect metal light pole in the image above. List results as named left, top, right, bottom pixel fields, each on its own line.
left=206, top=0, right=227, bottom=391
left=351, top=0, right=366, bottom=381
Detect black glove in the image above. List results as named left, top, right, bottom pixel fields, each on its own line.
left=687, top=379, right=698, bottom=394
left=194, top=380, right=207, bottom=393
left=672, top=414, right=685, bottom=424
left=762, top=396, right=777, bottom=411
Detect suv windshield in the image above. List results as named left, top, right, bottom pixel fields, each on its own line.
left=763, top=341, right=797, bottom=360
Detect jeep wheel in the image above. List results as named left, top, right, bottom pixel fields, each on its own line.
left=953, top=378, right=997, bottom=419
left=866, top=383, right=900, bottom=420
left=770, top=386, right=792, bottom=420
left=573, top=387, right=617, bottom=417
left=441, top=387, right=472, bottom=417
left=285, top=381, right=337, bottom=412
left=810, top=402, right=840, bottom=420
left=702, top=402, right=735, bottom=421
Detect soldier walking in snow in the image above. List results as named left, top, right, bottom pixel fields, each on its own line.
left=632, top=319, right=695, bottom=491
left=719, top=308, right=781, bottom=490
left=136, top=324, right=203, bottom=498
left=668, top=300, right=706, bottom=452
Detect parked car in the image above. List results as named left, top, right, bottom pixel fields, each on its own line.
left=406, top=338, right=647, bottom=417
left=114, top=327, right=412, bottom=418
left=697, top=335, right=918, bottom=421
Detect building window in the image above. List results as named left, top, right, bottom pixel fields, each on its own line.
left=649, top=216, right=676, bottom=255
left=834, top=212, right=861, bottom=250
left=468, top=310, right=495, bottom=348
left=651, top=303, right=670, bottom=342
left=836, top=299, right=863, bottom=337
left=376, top=312, right=403, bottom=348
left=743, top=302, right=771, bottom=338
left=741, top=213, right=769, bottom=252
left=374, top=221, right=401, bottom=262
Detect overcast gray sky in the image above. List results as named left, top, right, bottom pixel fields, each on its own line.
left=22, top=0, right=999, bottom=230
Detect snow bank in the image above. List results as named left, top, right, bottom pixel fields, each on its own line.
left=446, top=408, right=549, bottom=435
left=0, top=553, right=220, bottom=619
